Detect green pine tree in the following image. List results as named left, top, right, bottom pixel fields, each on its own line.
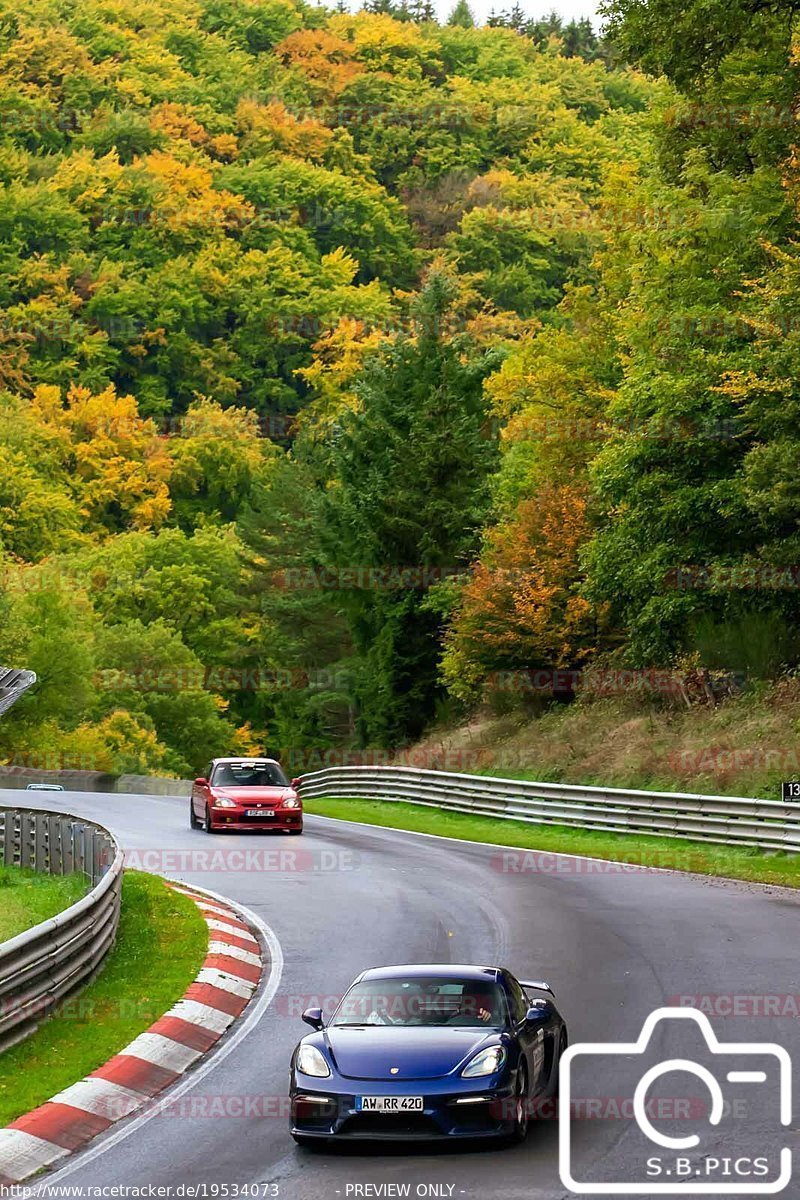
left=447, top=0, right=475, bottom=27
left=317, top=269, right=501, bottom=745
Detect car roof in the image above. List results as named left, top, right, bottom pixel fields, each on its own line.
left=211, top=757, right=280, bottom=766
left=357, top=964, right=506, bottom=983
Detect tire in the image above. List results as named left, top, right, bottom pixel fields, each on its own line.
left=509, top=1064, right=529, bottom=1144
left=189, top=799, right=200, bottom=829
left=203, top=805, right=218, bottom=834
left=289, top=828, right=303, bottom=835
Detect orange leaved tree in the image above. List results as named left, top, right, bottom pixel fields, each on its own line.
left=441, top=483, right=603, bottom=704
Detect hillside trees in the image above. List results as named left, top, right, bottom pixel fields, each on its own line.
left=310, top=268, right=504, bottom=744
left=581, top=2, right=800, bottom=671
left=3, top=0, right=741, bottom=771
left=442, top=288, right=617, bottom=701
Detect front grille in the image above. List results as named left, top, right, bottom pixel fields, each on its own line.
left=340, top=1113, right=439, bottom=1138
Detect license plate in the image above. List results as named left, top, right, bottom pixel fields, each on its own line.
left=245, top=809, right=275, bottom=817
left=357, top=1096, right=424, bottom=1112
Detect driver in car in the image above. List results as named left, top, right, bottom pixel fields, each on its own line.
left=364, top=990, right=415, bottom=1024
left=362, top=985, right=498, bottom=1026
left=444, top=986, right=498, bottom=1026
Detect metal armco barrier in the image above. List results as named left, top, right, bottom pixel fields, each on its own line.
left=0, top=666, right=36, bottom=719
left=0, top=765, right=189, bottom=797
left=297, top=766, right=800, bottom=854
left=0, top=808, right=123, bottom=1053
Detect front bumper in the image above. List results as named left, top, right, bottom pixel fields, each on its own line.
left=211, top=808, right=302, bottom=832
left=290, top=1079, right=517, bottom=1141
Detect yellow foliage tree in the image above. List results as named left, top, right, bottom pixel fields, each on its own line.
left=31, top=383, right=173, bottom=532
left=235, top=98, right=332, bottom=161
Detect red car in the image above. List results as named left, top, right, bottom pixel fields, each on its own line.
left=190, top=757, right=303, bottom=834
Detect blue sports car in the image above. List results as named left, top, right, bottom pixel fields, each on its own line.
left=288, top=963, right=567, bottom=1145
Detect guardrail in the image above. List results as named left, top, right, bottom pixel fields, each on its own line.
left=0, top=808, right=123, bottom=1053
left=0, top=765, right=189, bottom=797
left=0, top=666, right=36, bottom=719
left=298, top=766, right=800, bottom=854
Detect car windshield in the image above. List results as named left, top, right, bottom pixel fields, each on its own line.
left=211, top=762, right=288, bottom=787
left=331, top=977, right=509, bottom=1028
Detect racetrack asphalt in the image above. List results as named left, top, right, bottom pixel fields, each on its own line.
left=1, top=788, right=797, bottom=1200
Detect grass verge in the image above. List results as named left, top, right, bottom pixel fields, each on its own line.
left=403, top=687, right=800, bottom=801
left=304, top=797, right=800, bottom=889
left=0, top=871, right=208, bottom=1125
left=0, top=866, right=87, bottom=942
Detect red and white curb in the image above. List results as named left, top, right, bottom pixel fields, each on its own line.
left=0, top=886, right=264, bottom=1186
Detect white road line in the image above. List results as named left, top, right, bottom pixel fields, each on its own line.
left=43, top=887, right=283, bottom=1183
left=305, top=812, right=698, bottom=877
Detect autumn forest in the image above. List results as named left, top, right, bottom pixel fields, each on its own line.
left=1, top=0, right=798, bottom=779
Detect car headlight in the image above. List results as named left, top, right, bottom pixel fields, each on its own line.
left=296, top=1044, right=331, bottom=1078
left=212, top=795, right=236, bottom=808
left=282, top=796, right=300, bottom=809
left=461, top=1046, right=506, bottom=1078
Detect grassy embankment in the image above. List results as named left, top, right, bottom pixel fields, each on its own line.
left=403, top=682, right=800, bottom=801
left=303, top=684, right=800, bottom=889
left=0, top=871, right=208, bottom=1125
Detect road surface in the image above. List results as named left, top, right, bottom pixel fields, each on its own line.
left=1, top=788, right=797, bottom=1199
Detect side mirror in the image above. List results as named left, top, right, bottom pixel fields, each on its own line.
left=194, top=777, right=208, bottom=786
left=302, top=1006, right=324, bottom=1030
left=525, top=1000, right=553, bottom=1024
left=291, top=777, right=302, bottom=789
